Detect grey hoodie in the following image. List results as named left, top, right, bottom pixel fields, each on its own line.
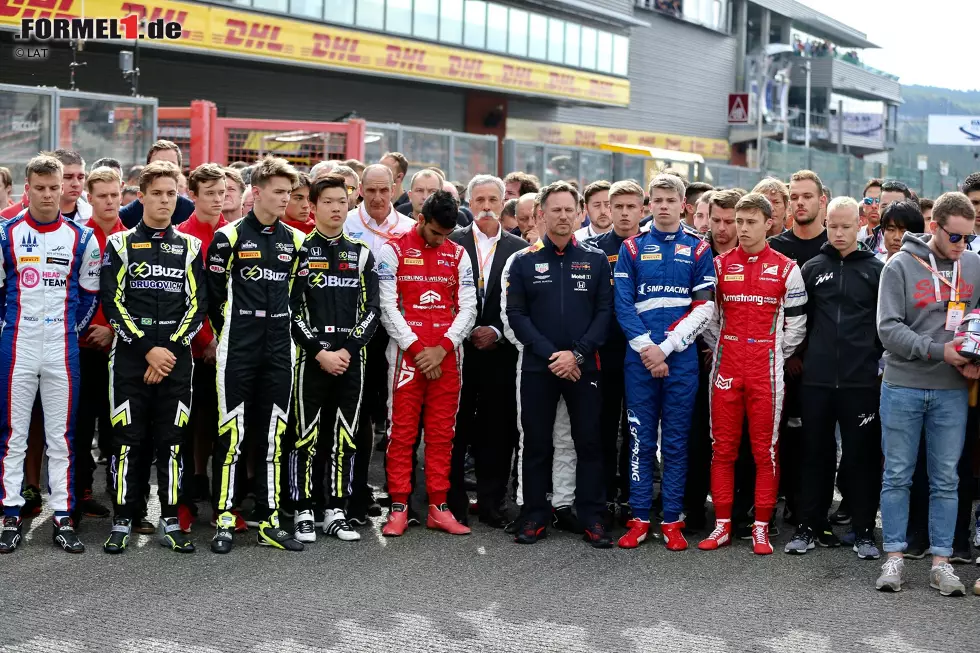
left=877, top=232, right=980, bottom=390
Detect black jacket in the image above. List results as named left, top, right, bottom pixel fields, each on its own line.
left=586, top=230, right=630, bottom=368
left=290, top=230, right=380, bottom=358
left=101, top=220, right=207, bottom=359
left=800, top=242, right=884, bottom=388
left=449, top=223, right=528, bottom=348
left=503, top=235, right=612, bottom=371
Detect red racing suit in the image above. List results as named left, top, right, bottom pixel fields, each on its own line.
left=703, top=244, right=806, bottom=522
left=376, top=227, right=477, bottom=504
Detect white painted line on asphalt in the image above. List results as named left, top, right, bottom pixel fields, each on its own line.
left=477, top=546, right=486, bottom=555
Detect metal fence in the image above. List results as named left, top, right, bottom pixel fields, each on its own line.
left=364, top=123, right=497, bottom=186
left=0, top=84, right=157, bottom=185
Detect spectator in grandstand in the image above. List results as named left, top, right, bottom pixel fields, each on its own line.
left=683, top=182, right=714, bottom=228
left=503, top=171, right=540, bottom=200
left=379, top=152, right=409, bottom=207
left=119, top=140, right=194, bottom=227
left=962, top=173, right=980, bottom=252
left=875, top=191, right=980, bottom=597
left=91, top=157, right=122, bottom=181
left=501, top=198, right=519, bottom=233
left=752, top=177, right=788, bottom=238
left=0, top=166, right=12, bottom=208
left=919, top=198, right=934, bottom=222
left=221, top=167, right=245, bottom=223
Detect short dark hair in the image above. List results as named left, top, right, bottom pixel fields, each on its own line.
left=538, top=180, right=579, bottom=210
left=381, top=152, right=409, bottom=177
left=53, top=148, right=84, bottom=169
left=734, top=192, right=773, bottom=221
left=918, top=198, right=934, bottom=213
left=139, top=160, right=181, bottom=193
left=503, top=171, right=540, bottom=196
left=421, top=189, right=458, bottom=229
left=933, top=191, right=976, bottom=227
left=583, top=180, right=611, bottom=204
left=126, top=165, right=143, bottom=183
left=292, top=171, right=312, bottom=191
left=310, top=173, right=349, bottom=204
left=685, top=182, right=713, bottom=204
left=228, top=161, right=249, bottom=170
left=863, top=178, right=883, bottom=197
left=961, top=172, right=980, bottom=196
left=250, top=157, right=299, bottom=189
left=92, top=157, right=121, bottom=172
left=146, top=139, right=183, bottom=168
left=880, top=200, right=925, bottom=234
left=187, top=163, right=226, bottom=194
left=501, top=198, right=518, bottom=219
left=880, top=179, right=912, bottom=199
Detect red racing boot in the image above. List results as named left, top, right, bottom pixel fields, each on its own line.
left=427, top=503, right=471, bottom=535
left=177, top=504, right=195, bottom=534
left=661, top=521, right=688, bottom=551
left=752, top=521, right=773, bottom=555
left=617, top=519, right=650, bottom=549
left=698, top=519, right=732, bottom=551
left=382, top=503, right=409, bottom=537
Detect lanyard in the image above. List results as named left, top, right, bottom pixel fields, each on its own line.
left=358, top=205, right=399, bottom=240
left=911, top=253, right=959, bottom=303
left=473, top=229, right=498, bottom=290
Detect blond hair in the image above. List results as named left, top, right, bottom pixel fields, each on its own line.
left=250, top=157, right=299, bottom=189
left=609, top=180, right=644, bottom=201
left=648, top=174, right=685, bottom=200
left=139, top=160, right=181, bottom=193
left=734, top=192, right=773, bottom=221
left=86, top=166, right=122, bottom=194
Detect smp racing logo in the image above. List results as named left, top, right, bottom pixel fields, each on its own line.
left=627, top=410, right=641, bottom=482
left=16, top=12, right=182, bottom=42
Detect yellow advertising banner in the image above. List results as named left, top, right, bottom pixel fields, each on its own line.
left=0, top=0, right=630, bottom=107
left=506, top=118, right=731, bottom=159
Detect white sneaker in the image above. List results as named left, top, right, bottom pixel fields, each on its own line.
left=293, top=510, right=317, bottom=543
left=875, top=556, right=905, bottom=592
left=323, top=508, right=361, bottom=541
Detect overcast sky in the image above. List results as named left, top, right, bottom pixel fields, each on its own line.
left=803, top=0, right=974, bottom=91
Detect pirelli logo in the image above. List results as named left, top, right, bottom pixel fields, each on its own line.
left=404, top=258, right=423, bottom=266
left=724, top=274, right=744, bottom=281
left=607, top=255, right=618, bottom=263
left=640, top=253, right=661, bottom=261
left=239, top=251, right=261, bottom=259
left=309, top=261, right=329, bottom=269
left=132, top=242, right=151, bottom=249
left=19, top=256, right=40, bottom=263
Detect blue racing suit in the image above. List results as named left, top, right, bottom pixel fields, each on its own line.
left=614, top=225, right=715, bottom=523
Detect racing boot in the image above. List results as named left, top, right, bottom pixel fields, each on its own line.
left=583, top=521, right=613, bottom=549
left=52, top=516, right=85, bottom=553
left=752, top=521, right=774, bottom=555
left=257, top=513, right=304, bottom=551
left=661, top=520, right=689, bottom=551
left=0, top=516, right=23, bottom=553
left=552, top=506, right=584, bottom=534
left=617, top=519, right=650, bottom=549
left=382, top=503, right=409, bottom=537
left=210, top=511, right=236, bottom=554
left=293, top=509, right=317, bottom=543
left=427, top=503, right=471, bottom=535
left=158, top=517, right=195, bottom=553
left=103, top=517, right=132, bottom=554
left=177, top=504, right=195, bottom=534
left=698, top=519, right=733, bottom=551
left=323, top=508, right=360, bottom=541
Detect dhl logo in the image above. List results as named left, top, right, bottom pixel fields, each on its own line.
left=223, top=19, right=282, bottom=52
left=638, top=136, right=658, bottom=146
left=0, top=0, right=76, bottom=20
left=120, top=1, right=187, bottom=31
left=608, top=132, right=628, bottom=143
left=447, top=55, right=486, bottom=80
left=588, top=79, right=616, bottom=99
left=573, top=130, right=598, bottom=147
left=545, top=72, right=576, bottom=93
left=664, top=138, right=682, bottom=150
left=538, top=128, right=562, bottom=144
left=712, top=142, right=730, bottom=156
left=383, top=45, right=428, bottom=71
left=501, top=64, right=534, bottom=88
left=310, top=34, right=361, bottom=62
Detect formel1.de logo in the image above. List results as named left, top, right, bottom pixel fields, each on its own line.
left=17, top=13, right=182, bottom=41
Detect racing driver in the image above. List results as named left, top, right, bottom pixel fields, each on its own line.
left=0, top=154, right=101, bottom=554
left=377, top=189, right=477, bottom=537
left=700, top=192, right=807, bottom=555
left=207, top=157, right=306, bottom=554
left=100, top=161, right=207, bottom=554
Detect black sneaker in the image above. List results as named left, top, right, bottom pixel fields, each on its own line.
left=735, top=522, right=752, bottom=540
left=768, top=518, right=780, bottom=537
left=552, top=506, right=584, bottom=534
left=211, top=512, right=236, bottom=554
left=79, top=489, right=110, bottom=518
left=514, top=519, right=547, bottom=544
left=828, top=507, right=851, bottom=525
left=950, top=549, right=972, bottom=564
left=257, top=515, right=304, bottom=551
left=816, top=527, right=841, bottom=548
left=583, top=522, right=613, bottom=549
left=904, top=543, right=929, bottom=560
left=0, top=516, right=23, bottom=553
left=158, top=517, right=195, bottom=553
left=617, top=503, right=633, bottom=529
left=504, top=519, right=520, bottom=535
left=103, top=517, right=131, bottom=554
left=52, top=516, right=85, bottom=553
left=783, top=526, right=815, bottom=555
left=347, top=504, right=370, bottom=527
left=366, top=495, right=383, bottom=518
left=20, top=485, right=42, bottom=517
left=407, top=505, right=422, bottom=527
left=133, top=517, right=155, bottom=535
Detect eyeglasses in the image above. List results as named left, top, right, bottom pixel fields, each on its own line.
left=862, top=197, right=880, bottom=206
left=939, top=223, right=977, bottom=245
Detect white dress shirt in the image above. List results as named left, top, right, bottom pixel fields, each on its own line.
left=343, top=204, right=415, bottom=256
left=472, top=223, right=503, bottom=340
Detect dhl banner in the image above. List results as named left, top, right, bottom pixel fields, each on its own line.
left=506, top=118, right=731, bottom=159
left=0, top=0, right=630, bottom=107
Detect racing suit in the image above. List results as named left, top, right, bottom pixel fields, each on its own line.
left=286, top=230, right=380, bottom=512
left=207, top=212, right=306, bottom=520
left=503, top=235, right=612, bottom=528
left=101, top=221, right=207, bottom=519
left=0, top=212, right=100, bottom=516
left=614, top=226, right=715, bottom=524
left=703, top=244, right=807, bottom=522
left=377, top=227, right=476, bottom=506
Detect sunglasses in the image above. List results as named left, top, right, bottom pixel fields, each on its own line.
left=346, top=185, right=357, bottom=194
left=939, top=224, right=977, bottom=245
left=862, top=197, right=880, bottom=206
